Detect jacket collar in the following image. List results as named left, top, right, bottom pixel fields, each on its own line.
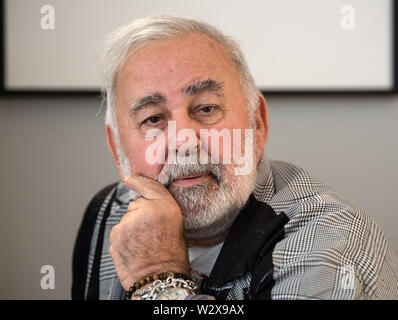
left=253, top=153, right=275, bottom=204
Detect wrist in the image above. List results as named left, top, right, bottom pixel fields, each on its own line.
left=125, top=260, right=190, bottom=289
left=126, top=272, right=197, bottom=300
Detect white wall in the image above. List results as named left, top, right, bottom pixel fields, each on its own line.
left=0, top=94, right=397, bottom=299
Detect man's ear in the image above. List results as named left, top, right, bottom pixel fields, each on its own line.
left=254, top=93, right=269, bottom=157
left=105, top=125, right=122, bottom=173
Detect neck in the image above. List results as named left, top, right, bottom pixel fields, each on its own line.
left=184, top=212, right=238, bottom=247
left=185, top=229, right=228, bottom=247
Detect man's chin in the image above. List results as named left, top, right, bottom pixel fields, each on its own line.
left=182, top=205, right=241, bottom=246
left=168, top=180, right=219, bottom=211
left=176, top=191, right=243, bottom=240
left=165, top=169, right=255, bottom=244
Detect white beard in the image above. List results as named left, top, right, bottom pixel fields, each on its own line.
left=156, top=152, right=256, bottom=240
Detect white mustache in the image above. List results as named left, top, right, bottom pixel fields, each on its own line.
left=156, top=153, right=224, bottom=187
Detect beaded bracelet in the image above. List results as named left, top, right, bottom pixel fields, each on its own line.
left=133, top=276, right=198, bottom=300
left=125, top=272, right=192, bottom=300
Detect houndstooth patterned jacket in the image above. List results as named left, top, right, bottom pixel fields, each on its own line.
left=72, top=154, right=398, bottom=300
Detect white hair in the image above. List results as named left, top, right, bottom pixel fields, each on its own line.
left=97, top=15, right=260, bottom=163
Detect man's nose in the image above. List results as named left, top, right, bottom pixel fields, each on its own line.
left=167, top=114, right=201, bottom=157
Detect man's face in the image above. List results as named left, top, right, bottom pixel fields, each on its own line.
left=108, top=32, right=268, bottom=240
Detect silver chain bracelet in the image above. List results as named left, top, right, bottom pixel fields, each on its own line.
left=133, top=276, right=198, bottom=300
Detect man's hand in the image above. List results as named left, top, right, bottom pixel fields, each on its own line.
left=109, top=175, right=190, bottom=291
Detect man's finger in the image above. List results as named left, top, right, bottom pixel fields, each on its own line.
left=123, top=175, right=168, bottom=200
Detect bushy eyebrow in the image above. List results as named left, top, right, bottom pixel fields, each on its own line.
left=183, top=79, right=224, bottom=96
left=129, top=92, right=166, bottom=117
left=128, top=79, right=222, bottom=118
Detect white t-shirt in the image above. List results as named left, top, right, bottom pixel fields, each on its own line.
left=188, top=242, right=224, bottom=287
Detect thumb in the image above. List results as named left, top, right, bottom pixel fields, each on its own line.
left=123, top=174, right=168, bottom=200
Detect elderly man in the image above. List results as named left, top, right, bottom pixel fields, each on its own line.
left=72, top=15, right=398, bottom=300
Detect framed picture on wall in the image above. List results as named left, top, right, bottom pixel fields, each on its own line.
left=1, top=0, right=397, bottom=94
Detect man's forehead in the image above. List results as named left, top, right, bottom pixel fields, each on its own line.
left=121, top=32, right=236, bottom=75
left=116, top=32, right=240, bottom=106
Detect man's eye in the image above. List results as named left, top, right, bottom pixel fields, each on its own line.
left=143, top=115, right=163, bottom=125
left=192, top=104, right=223, bottom=125
left=197, top=105, right=216, bottom=114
